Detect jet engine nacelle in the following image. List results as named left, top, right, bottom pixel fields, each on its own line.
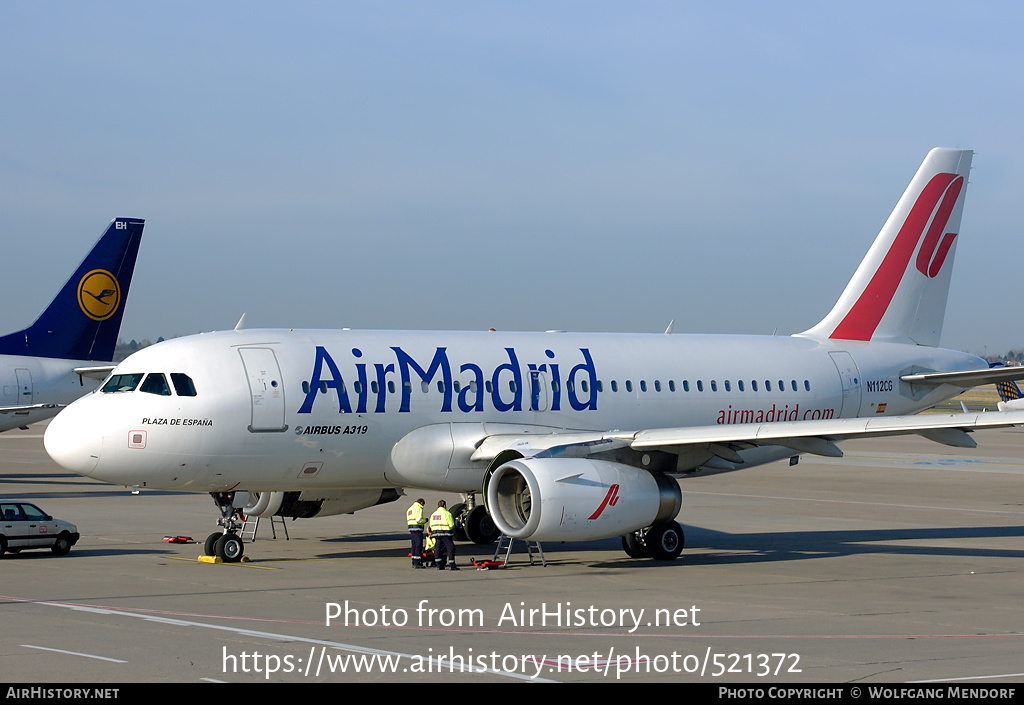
left=486, top=457, right=681, bottom=542
left=244, top=489, right=400, bottom=519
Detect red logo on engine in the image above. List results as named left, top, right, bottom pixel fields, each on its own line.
left=588, top=484, right=620, bottom=520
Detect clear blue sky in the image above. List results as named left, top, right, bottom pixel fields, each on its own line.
left=2, top=2, right=1022, bottom=356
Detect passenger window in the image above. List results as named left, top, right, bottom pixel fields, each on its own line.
left=170, top=373, right=197, bottom=397
left=1, top=503, right=24, bottom=521
left=739, top=380, right=745, bottom=392
left=710, top=380, right=718, bottom=392
left=724, top=380, right=731, bottom=392
left=139, top=373, right=172, bottom=396
left=101, top=373, right=144, bottom=393
left=697, top=380, right=704, bottom=392
left=804, top=380, right=811, bottom=391
left=611, top=381, right=618, bottom=392
left=683, top=380, right=690, bottom=392
left=626, top=381, right=633, bottom=392
left=640, top=380, right=647, bottom=392
left=20, top=504, right=46, bottom=521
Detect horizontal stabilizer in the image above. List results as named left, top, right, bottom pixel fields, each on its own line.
left=900, top=366, right=1024, bottom=388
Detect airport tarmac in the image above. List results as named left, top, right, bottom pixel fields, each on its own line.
left=2, top=422, right=1024, bottom=684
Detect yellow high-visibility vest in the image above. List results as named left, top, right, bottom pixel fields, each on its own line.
left=429, top=507, right=454, bottom=532
left=407, top=502, right=426, bottom=527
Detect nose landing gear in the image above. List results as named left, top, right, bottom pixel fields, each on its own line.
left=204, top=492, right=246, bottom=563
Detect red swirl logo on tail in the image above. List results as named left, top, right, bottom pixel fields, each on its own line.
left=830, top=172, right=964, bottom=341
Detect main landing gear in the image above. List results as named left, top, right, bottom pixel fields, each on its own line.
left=621, top=520, right=685, bottom=561
left=204, top=492, right=246, bottom=563
left=450, top=495, right=501, bottom=545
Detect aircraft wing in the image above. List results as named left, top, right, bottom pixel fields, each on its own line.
left=900, top=366, right=1024, bottom=388
left=625, top=409, right=1024, bottom=452
left=72, top=365, right=117, bottom=380
left=0, top=403, right=60, bottom=414
left=473, top=409, right=1024, bottom=473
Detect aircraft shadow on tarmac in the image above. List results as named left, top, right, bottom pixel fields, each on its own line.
left=1, top=547, right=174, bottom=559
left=0, top=472, right=192, bottom=500
left=650, top=524, right=1024, bottom=568
left=271, top=522, right=1024, bottom=566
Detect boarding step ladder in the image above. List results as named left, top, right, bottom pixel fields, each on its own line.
left=239, top=515, right=290, bottom=542
left=493, top=533, right=546, bottom=567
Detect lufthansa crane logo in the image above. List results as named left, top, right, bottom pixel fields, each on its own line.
left=77, top=269, right=121, bottom=321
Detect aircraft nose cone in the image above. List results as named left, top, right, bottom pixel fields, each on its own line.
left=44, top=403, right=102, bottom=476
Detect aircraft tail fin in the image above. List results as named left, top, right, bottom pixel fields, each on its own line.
left=995, top=378, right=1023, bottom=403
left=0, top=218, right=145, bottom=361
left=800, top=148, right=972, bottom=347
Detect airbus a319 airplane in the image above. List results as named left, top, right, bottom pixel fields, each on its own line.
left=44, top=149, right=1024, bottom=563
left=0, top=218, right=144, bottom=432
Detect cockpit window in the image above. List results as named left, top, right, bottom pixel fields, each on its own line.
left=170, top=373, right=197, bottom=397
left=101, top=373, right=144, bottom=393
left=139, top=373, right=172, bottom=396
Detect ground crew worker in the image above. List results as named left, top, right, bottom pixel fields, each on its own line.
left=407, top=498, right=428, bottom=568
left=429, top=500, right=458, bottom=570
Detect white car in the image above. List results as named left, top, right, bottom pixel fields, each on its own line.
left=0, top=501, right=80, bottom=556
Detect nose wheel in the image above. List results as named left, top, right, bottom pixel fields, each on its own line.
left=205, top=531, right=245, bottom=562
left=203, top=492, right=247, bottom=563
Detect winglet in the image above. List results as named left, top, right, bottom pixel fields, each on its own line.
left=0, top=218, right=145, bottom=361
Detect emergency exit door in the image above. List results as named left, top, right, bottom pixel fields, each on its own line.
left=239, top=348, right=287, bottom=432
left=15, top=368, right=32, bottom=405
left=828, top=351, right=863, bottom=418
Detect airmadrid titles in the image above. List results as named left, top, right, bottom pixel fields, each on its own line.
left=298, top=345, right=599, bottom=416
left=295, top=344, right=841, bottom=424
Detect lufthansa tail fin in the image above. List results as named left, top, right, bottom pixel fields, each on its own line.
left=995, top=374, right=1024, bottom=411
left=996, top=379, right=1022, bottom=402
left=800, top=148, right=972, bottom=347
left=0, top=217, right=145, bottom=361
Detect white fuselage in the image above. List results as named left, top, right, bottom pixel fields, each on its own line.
left=0, top=355, right=106, bottom=432
left=44, top=328, right=981, bottom=494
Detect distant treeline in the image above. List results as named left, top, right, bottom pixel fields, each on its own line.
left=983, top=350, right=1024, bottom=366
left=113, top=337, right=165, bottom=362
